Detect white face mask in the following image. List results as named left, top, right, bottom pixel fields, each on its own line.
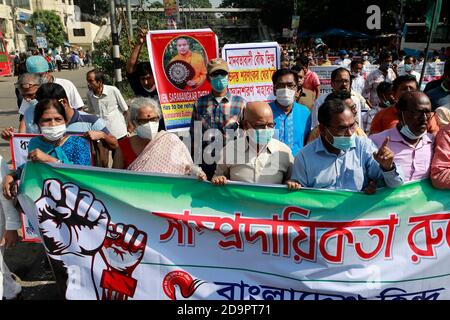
left=136, top=121, right=159, bottom=139
left=276, top=88, right=296, bottom=107
left=40, top=124, right=66, bottom=141
left=143, top=84, right=156, bottom=93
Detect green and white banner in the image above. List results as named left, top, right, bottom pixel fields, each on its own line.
left=18, top=162, right=450, bottom=300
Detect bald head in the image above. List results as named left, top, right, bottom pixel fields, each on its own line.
left=243, top=102, right=274, bottom=129
left=397, top=91, right=432, bottom=137
left=397, top=91, right=431, bottom=112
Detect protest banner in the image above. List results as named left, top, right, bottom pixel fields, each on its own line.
left=222, top=42, right=280, bottom=102
left=11, top=134, right=94, bottom=242
left=147, top=29, right=219, bottom=132
left=397, top=62, right=445, bottom=89
left=18, top=162, right=450, bottom=300
left=310, top=65, right=339, bottom=95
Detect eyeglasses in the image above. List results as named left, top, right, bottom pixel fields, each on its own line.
left=406, top=109, right=432, bottom=120
left=328, top=122, right=357, bottom=136
left=251, top=122, right=276, bottom=130
left=136, top=117, right=160, bottom=125
left=15, top=83, right=39, bottom=89
left=275, top=82, right=297, bottom=90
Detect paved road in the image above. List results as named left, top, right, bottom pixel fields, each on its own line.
left=1, top=68, right=91, bottom=300
left=0, top=68, right=90, bottom=161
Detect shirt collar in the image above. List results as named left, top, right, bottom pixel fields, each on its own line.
left=68, top=109, right=80, bottom=125
left=209, top=91, right=231, bottom=103
left=391, top=126, right=433, bottom=145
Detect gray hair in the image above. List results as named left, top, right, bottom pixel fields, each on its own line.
left=129, top=97, right=162, bottom=124
left=16, top=73, right=42, bottom=86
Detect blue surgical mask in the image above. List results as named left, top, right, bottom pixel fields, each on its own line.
left=400, top=113, right=426, bottom=140
left=211, top=75, right=228, bottom=92
left=327, top=128, right=356, bottom=151
left=249, top=129, right=274, bottom=145
left=404, top=64, right=414, bottom=73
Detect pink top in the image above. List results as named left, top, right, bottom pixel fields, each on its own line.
left=370, top=126, right=434, bottom=182
left=303, top=70, right=320, bottom=93
left=431, top=124, right=450, bottom=189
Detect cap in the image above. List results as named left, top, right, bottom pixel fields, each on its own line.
left=339, top=50, right=348, bottom=56
left=26, top=55, right=49, bottom=73
left=207, top=58, right=228, bottom=75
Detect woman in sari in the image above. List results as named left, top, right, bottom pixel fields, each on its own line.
left=3, top=98, right=92, bottom=199
left=113, top=97, right=205, bottom=179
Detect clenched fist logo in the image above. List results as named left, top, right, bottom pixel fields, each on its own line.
left=36, top=179, right=111, bottom=256
left=35, top=179, right=148, bottom=300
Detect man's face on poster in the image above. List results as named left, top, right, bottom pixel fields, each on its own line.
left=177, top=39, right=190, bottom=55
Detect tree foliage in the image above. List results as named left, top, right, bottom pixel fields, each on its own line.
left=28, top=10, right=66, bottom=48
left=220, top=0, right=449, bottom=34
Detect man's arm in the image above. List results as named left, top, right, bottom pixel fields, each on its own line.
left=126, top=29, right=147, bottom=75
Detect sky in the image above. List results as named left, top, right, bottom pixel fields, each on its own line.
left=210, top=0, right=222, bottom=7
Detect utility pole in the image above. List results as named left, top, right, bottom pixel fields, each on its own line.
left=419, top=0, right=439, bottom=88
left=126, top=0, right=133, bottom=39
left=11, top=0, right=19, bottom=51
left=110, top=0, right=122, bottom=82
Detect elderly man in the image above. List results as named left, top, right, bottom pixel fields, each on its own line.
left=370, top=75, right=440, bottom=135
left=312, top=67, right=370, bottom=128
left=288, top=98, right=404, bottom=192
left=26, top=55, right=84, bottom=110
left=1, top=73, right=42, bottom=139
left=269, top=68, right=311, bottom=156
left=212, top=102, right=296, bottom=189
left=350, top=60, right=366, bottom=95
left=370, top=92, right=434, bottom=182
left=169, top=37, right=207, bottom=90
left=190, top=58, right=246, bottom=180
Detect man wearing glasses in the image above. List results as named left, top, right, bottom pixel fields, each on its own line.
left=287, top=98, right=404, bottom=193
left=269, top=69, right=311, bottom=157
left=371, top=92, right=434, bottom=183
left=212, top=101, right=298, bottom=190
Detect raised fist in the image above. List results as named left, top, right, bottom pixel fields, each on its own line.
left=35, top=179, right=110, bottom=256
left=100, top=223, right=147, bottom=275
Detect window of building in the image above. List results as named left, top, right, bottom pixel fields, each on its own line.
left=6, top=0, right=31, bottom=10
left=73, top=28, right=86, bottom=37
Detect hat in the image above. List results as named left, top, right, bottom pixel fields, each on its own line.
left=339, top=50, right=348, bottom=56
left=207, top=58, right=228, bottom=75
left=26, top=55, right=49, bottom=73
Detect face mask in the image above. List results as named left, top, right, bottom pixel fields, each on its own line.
left=404, top=64, right=414, bottom=73
left=136, top=121, right=159, bottom=139
left=383, top=100, right=392, bottom=107
left=248, top=129, right=274, bottom=146
left=211, top=75, right=228, bottom=92
left=363, top=55, right=369, bottom=61
left=326, top=128, right=356, bottom=151
left=400, top=113, right=426, bottom=140
left=276, top=88, right=296, bottom=107
left=40, top=124, right=66, bottom=141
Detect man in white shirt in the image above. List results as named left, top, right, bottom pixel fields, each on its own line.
left=86, top=69, right=129, bottom=140
left=26, top=55, right=84, bottom=110
left=212, top=101, right=296, bottom=189
left=363, top=50, right=397, bottom=108
left=400, top=56, right=421, bottom=83
left=350, top=60, right=366, bottom=95
left=312, top=68, right=370, bottom=128
left=333, top=50, right=351, bottom=68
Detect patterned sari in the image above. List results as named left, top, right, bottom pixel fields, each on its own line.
left=127, top=131, right=194, bottom=175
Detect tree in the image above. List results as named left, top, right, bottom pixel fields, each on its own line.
left=28, top=10, right=66, bottom=48
left=179, top=0, right=212, bottom=8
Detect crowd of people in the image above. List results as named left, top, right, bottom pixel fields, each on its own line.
left=0, top=29, right=450, bottom=299
left=13, top=48, right=92, bottom=76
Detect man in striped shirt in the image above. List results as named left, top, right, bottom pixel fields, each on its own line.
left=190, top=58, right=246, bottom=180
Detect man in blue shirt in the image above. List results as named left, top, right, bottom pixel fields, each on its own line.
left=269, top=69, right=311, bottom=156
left=288, top=98, right=404, bottom=192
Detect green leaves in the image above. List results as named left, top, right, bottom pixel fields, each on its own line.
left=29, top=10, right=66, bottom=48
